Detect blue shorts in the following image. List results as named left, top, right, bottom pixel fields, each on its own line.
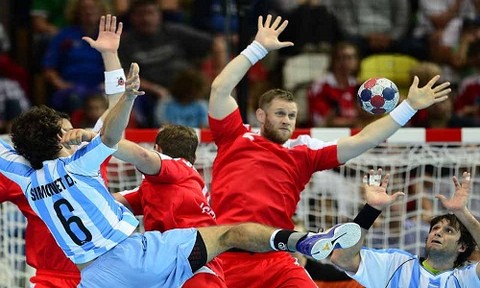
left=79, top=228, right=198, bottom=288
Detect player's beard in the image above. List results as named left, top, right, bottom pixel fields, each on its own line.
left=263, top=118, right=291, bottom=144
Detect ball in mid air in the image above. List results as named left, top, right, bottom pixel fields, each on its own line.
left=357, top=77, right=400, bottom=115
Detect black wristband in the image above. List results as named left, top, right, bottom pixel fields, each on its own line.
left=353, top=203, right=382, bottom=230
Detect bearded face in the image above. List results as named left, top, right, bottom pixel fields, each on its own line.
left=258, top=99, right=297, bottom=144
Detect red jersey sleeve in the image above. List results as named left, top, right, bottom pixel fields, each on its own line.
left=144, top=155, right=193, bottom=184
left=208, top=109, right=249, bottom=148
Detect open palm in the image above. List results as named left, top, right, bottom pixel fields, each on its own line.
left=364, top=170, right=405, bottom=210
left=83, top=15, right=122, bottom=54
left=436, top=172, right=471, bottom=212
left=254, top=15, right=293, bottom=52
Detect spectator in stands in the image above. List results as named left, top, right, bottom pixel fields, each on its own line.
left=30, top=0, right=68, bottom=72
left=191, top=0, right=239, bottom=37
left=413, top=0, right=480, bottom=83
left=454, top=39, right=480, bottom=126
left=281, top=0, right=341, bottom=56
left=331, top=0, right=411, bottom=57
left=331, top=170, right=480, bottom=287
left=42, top=0, right=110, bottom=114
left=410, top=61, right=467, bottom=127
left=155, top=68, right=209, bottom=128
left=0, top=23, right=30, bottom=133
left=0, top=23, right=30, bottom=97
left=307, top=42, right=362, bottom=127
left=71, top=93, right=108, bottom=129
left=119, top=0, right=226, bottom=127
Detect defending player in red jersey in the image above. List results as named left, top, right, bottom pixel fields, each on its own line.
left=115, top=124, right=226, bottom=288
left=208, top=15, right=452, bottom=287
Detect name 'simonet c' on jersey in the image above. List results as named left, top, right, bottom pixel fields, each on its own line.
left=0, top=135, right=138, bottom=264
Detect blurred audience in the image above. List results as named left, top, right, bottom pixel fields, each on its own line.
left=410, top=61, right=468, bottom=127
left=413, top=0, right=480, bottom=83
left=155, top=68, right=209, bottom=128
left=454, top=39, right=480, bottom=126
left=0, top=23, right=30, bottom=97
left=70, top=93, right=108, bottom=129
left=307, top=42, right=363, bottom=127
left=119, top=0, right=226, bottom=127
left=42, top=0, right=110, bottom=114
left=331, top=0, right=411, bottom=57
left=281, top=0, right=341, bottom=56
left=0, top=22, right=30, bottom=133
left=30, top=0, right=68, bottom=72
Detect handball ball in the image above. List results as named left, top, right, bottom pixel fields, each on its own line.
left=357, top=77, right=400, bottom=115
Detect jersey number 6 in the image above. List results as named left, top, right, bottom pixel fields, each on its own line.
left=54, top=198, right=93, bottom=245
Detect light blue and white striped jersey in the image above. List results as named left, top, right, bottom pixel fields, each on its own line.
left=0, top=135, right=139, bottom=264
left=348, top=247, right=480, bottom=287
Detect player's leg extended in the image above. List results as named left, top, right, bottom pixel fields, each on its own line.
left=192, top=222, right=362, bottom=268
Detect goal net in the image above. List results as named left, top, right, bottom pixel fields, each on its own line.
left=2, top=128, right=480, bottom=287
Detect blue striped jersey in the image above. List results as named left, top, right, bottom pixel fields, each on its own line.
left=348, top=248, right=480, bottom=287
left=0, top=135, right=139, bottom=264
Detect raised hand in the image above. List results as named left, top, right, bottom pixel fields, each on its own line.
left=363, top=169, right=405, bottom=210
left=82, top=14, right=123, bottom=54
left=405, top=75, right=451, bottom=110
left=125, top=63, right=145, bottom=100
left=254, top=15, right=294, bottom=52
left=436, top=172, right=471, bottom=213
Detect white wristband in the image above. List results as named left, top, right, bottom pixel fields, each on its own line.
left=240, top=41, right=268, bottom=65
left=389, top=100, right=417, bottom=126
left=104, top=69, right=126, bottom=95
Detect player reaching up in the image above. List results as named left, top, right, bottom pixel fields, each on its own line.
left=207, top=14, right=452, bottom=287
left=0, top=15, right=362, bottom=288
left=331, top=170, right=480, bottom=287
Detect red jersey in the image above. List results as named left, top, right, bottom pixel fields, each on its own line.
left=0, top=173, right=80, bottom=285
left=122, top=155, right=216, bottom=230
left=455, top=75, right=480, bottom=115
left=308, top=73, right=359, bottom=126
left=122, top=155, right=224, bottom=285
left=208, top=109, right=340, bottom=229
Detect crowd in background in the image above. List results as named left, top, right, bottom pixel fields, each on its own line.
left=2, top=0, right=480, bottom=132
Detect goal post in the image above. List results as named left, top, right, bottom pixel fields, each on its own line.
left=2, top=128, right=480, bottom=287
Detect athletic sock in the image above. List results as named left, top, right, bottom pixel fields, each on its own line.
left=270, top=229, right=308, bottom=252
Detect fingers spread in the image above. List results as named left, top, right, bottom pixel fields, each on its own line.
left=425, top=75, right=441, bottom=88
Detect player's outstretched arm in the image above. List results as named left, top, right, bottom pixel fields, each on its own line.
left=101, top=63, right=144, bottom=147
left=331, top=169, right=404, bottom=273
left=435, top=172, right=480, bottom=276
left=337, top=76, right=451, bottom=164
left=209, top=15, right=293, bottom=120
left=83, top=14, right=124, bottom=126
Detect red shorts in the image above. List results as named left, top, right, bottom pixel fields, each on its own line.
left=219, top=251, right=317, bottom=288
left=183, top=257, right=227, bottom=288
left=30, top=269, right=80, bottom=288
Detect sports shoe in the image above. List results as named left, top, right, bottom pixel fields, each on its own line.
left=296, top=222, right=361, bottom=260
